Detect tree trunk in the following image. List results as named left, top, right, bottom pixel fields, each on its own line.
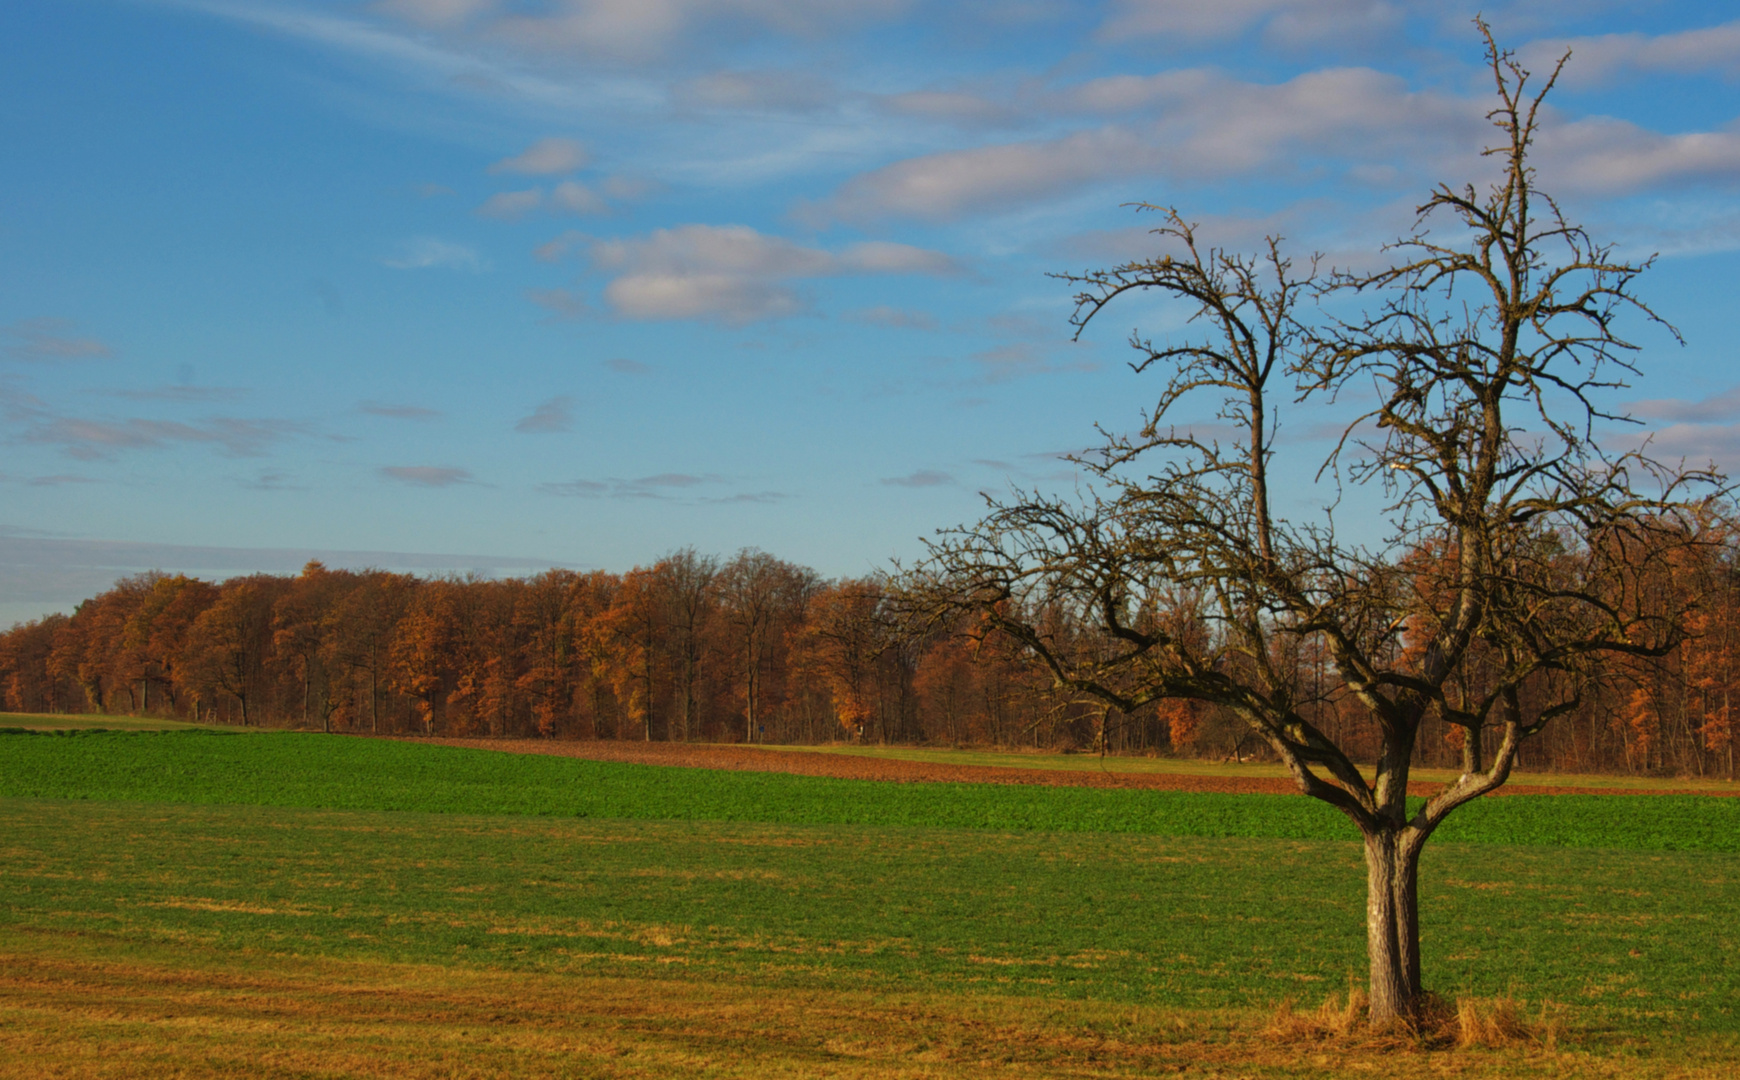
left=1363, top=826, right=1424, bottom=1025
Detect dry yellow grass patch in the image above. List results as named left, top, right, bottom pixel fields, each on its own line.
left=0, top=934, right=1726, bottom=1079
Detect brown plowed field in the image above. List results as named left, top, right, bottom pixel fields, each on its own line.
left=395, top=737, right=1735, bottom=798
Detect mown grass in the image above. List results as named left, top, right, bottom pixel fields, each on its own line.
left=3, top=729, right=1739, bottom=851
left=16, top=936, right=1733, bottom=1080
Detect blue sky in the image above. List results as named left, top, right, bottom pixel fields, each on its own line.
left=3, top=0, right=1740, bottom=623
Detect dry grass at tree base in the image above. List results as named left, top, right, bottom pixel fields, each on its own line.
left=1, top=938, right=1721, bottom=1080
left=1263, top=987, right=1561, bottom=1052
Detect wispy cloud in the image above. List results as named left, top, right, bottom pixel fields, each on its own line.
left=242, top=469, right=307, bottom=491
left=527, top=288, right=591, bottom=319
left=848, top=305, right=938, bottom=330
left=575, top=224, right=960, bottom=323
left=101, top=385, right=247, bottom=403
left=676, top=69, right=837, bottom=112
left=383, top=237, right=487, bottom=271
left=817, top=66, right=1484, bottom=221
left=360, top=400, right=442, bottom=420
left=477, top=188, right=543, bottom=219
left=24, top=474, right=98, bottom=487
left=380, top=465, right=475, bottom=487
left=971, top=342, right=1096, bottom=384
left=515, top=396, right=575, bottom=433
left=1520, top=20, right=1740, bottom=89
left=383, top=0, right=915, bottom=62
left=706, top=490, right=789, bottom=504
left=1098, top=0, right=1408, bottom=49
left=880, top=469, right=955, bottom=487
left=479, top=181, right=609, bottom=220
left=540, top=472, right=730, bottom=499
left=3, top=319, right=114, bottom=362
left=23, top=415, right=309, bottom=460
left=604, top=357, right=652, bottom=374
left=489, top=136, right=588, bottom=175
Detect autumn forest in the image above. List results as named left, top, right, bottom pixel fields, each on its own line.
left=1, top=537, right=1735, bottom=780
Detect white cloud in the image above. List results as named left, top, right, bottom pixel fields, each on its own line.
left=582, top=224, right=959, bottom=322
left=837, top=240, right=960, bottom=274
left=822, top=67, right=1483, bottom=220
left=381, top=465, right=475, bottom=487
left=1099, top=0, right=1407, bottom=48
left=1536, top=116, right=1740, bottom=196
left=823, top=129, right=1150, bottom=221
left=1631, top=421, right=1740, bottom=470
left=1521, top=21, right=1740, bottom=89
left=383, top=237, right=488, bottom=270
left=1629, top=386, right=1740, bottom=425
left=515, top=396, right=576, bottom=433
left=489, top=137, right=589, bottom=175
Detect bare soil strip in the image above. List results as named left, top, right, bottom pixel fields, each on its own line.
left=395, top=738, right=1736, bottom=798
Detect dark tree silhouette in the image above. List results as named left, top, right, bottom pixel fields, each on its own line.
left=911, top=24, right=1723, bottom=1025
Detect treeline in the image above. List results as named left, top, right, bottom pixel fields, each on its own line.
left=0, top=544, right=1735, bottom=777
left=0, top=553, right=1070, bottom=748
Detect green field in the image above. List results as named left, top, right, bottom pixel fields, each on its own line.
left=3, top=729, right=1737, bottom=1077
left=3, top=729, right=1739, bottom=851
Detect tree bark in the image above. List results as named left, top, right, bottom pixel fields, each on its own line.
left=1362, top=826, right=1424, bottom=1025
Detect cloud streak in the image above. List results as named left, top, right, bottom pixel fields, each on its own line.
left=383, top=237, right=488, bottom=271
left=577, top=224, right=960, bottom=322
left=3, top=319, right=114, bottom=362
left=540, top=472, right=731, bottom=498
left=24, top=416, right=309, bottom=460
left=381, top=465, right=475, bottom=487
left=515, top=396, right=575, bottom=433
left=489, top=136, right=588, bottom=175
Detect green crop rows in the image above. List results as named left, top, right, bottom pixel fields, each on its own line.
left=2, top=729, right=1737, bottom=851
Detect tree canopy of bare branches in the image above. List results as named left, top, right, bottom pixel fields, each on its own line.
left=908, top=22, right=1725, bottom=1026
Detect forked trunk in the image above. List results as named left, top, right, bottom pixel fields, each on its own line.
left=1363, top=826, right=1423, bottom=1025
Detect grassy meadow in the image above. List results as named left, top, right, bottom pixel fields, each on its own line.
left=2, top=728, right=1738, bottom=1077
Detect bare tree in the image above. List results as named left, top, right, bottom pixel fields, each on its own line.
left=661, top=548, right=719, bottom=742
left=720, top=550, right=786, bottom=743
left=912, top=24, right=1721, bottom=1026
